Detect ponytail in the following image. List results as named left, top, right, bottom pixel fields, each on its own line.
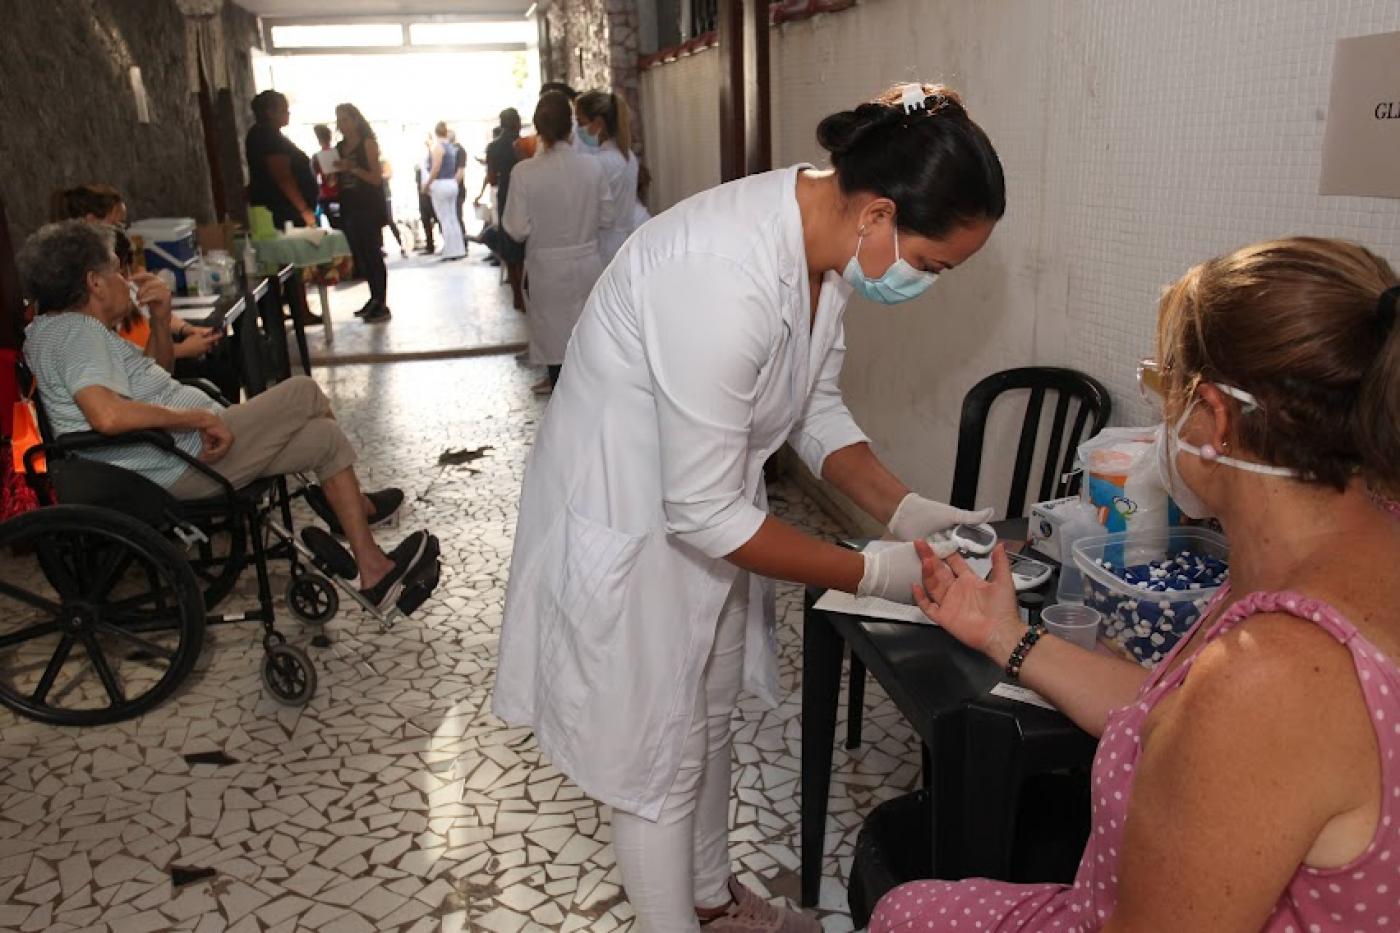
left=611, top=93, right=633, bottom=160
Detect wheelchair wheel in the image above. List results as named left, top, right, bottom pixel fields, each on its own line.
left=0, top=505, right=205, bottom=726
left=286, top=575, right=338, bottom=626
left=186, top=513, right=246, bottom=610
left=261, top=643, right=316, bottom=706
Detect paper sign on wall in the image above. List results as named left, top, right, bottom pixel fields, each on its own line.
left=1320, top=30, right=1400, bottom=198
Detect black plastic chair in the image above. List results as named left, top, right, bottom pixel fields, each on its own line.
left=845, top=366, right=1111, bottom=749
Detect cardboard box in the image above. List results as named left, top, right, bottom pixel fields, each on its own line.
left=197, top=221, right=240, bottom=254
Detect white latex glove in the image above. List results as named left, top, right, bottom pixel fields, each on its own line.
left=857, top=539, right=959, bottom=603
left=888, top=493, right=995, bottom=542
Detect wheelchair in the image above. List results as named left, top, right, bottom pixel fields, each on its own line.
left=0, top=371, right=440, bottom=726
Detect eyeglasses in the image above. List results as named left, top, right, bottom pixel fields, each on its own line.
left=1137, top=357, right=1263, bottom=414
left=1136, top=358, right=1164, bottom=402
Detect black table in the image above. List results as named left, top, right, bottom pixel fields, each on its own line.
left=178, top=267, right=308, bottom=399
left=799, top=520, right=1097, bottom=906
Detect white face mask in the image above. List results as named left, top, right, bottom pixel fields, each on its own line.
left=1153, top=393, right=1300, bottom=519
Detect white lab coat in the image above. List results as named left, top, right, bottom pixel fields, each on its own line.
left=584, top=140, right=640, bottom=264
left=492, top=165, right=869, bottom=819
left=502, top=140, right=615, bottom=365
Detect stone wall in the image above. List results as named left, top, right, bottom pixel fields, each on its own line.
left=542, top=0, right=643, bottom=154
left=0, top=0, right=261, bottom=239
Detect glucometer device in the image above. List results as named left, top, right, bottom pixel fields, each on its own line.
left=1009, top=552, right=1054, bottom=591
left=950, top=522, right=997, bottom=557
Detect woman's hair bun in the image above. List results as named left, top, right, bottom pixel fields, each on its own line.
left=817, top=84, right=970, bottom=159
left=816, top=102, right=905, bottom=158
left=814, top=83, right=1005, bottom=240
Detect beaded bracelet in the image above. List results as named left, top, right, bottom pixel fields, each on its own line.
left=1004, top=623, right=1045, bottom=682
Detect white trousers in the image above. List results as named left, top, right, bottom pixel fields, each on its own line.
left=612, top=574, right=749, bottom=932
left=429, top=179, right=465, bottom=258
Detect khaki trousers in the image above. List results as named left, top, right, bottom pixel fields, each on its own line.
left=167, top=376, right=356, bottom=499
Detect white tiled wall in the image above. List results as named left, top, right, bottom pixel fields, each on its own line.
left=638, top=47, right=722, bottom=213
left=642, top=0, right=1400, bottom=520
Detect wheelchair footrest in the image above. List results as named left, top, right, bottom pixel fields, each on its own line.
left=300, top=526, right=357, bottom=580
left=396, top=534, right=441, bottom=616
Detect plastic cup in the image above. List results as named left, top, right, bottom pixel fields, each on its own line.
left=1042, top=604, right=1101, bottom=650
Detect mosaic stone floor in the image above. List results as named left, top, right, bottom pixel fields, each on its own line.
left=0, top=354, right=923, bottom=932
left=299, top=252, right=527, bottom=365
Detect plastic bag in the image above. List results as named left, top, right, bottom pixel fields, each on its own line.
left=1075, top=427, right=1176, bottom=536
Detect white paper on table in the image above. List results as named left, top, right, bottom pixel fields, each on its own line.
left=811, top=588, right=931, bottom=624
left=990, top=682, right=1056, bottom=711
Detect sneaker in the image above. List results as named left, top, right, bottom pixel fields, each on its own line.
left=363, top=303, right=392, bottom=324
left=359, top=531, right=431, bottom=611
left=699, top=877, right=819, bottom=932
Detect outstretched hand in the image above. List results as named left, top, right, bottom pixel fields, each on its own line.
left=911, top=539, right=1021, bottom=661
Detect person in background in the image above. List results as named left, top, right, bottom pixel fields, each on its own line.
left=450, top=131, right=469, bottom=255
left=872, top=238, right=1400, bottom=933
left=245, top=90, right=317, bottom=230
left=574, top=89, right=640, bottom=265
left=19, top=221, right=435, bottom=610
left=482, top=108, right=526, bottom=310
left=515, top=81, right=578, bottom=162
left=311, top=124, right=341, bottom=229
left=111, top=229, right=220, bottom=370
left=414, top=137, right=438, bottom=255
left=423, top=122, right=467, bottom=263
left=334, top=102, right=391, bottom=324
left=50, top=184, right=126, bottom=227
left=381, top=158, right=407, bottom=258
left=50, top=188, right=221, bottom=373
left=502, top=92, right=613, bottom=395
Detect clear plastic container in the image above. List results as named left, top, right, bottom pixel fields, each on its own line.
left=1071, top=527, right=1229, bottom=667
left=1041, top=604, right=1101, bottom=649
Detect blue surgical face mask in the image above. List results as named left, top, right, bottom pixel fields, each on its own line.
left=576, top=125, right=600, bottom=148
left=841, top=223, right=937, bottom=304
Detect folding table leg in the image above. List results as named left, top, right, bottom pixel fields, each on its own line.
left=317, top=282, right=333, bottom=347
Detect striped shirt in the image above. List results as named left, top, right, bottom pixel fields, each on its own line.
left=24, top=312, right=221, bottom=488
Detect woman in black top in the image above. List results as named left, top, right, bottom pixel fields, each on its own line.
left=334, top=103, right=391, bottom=323
left=245, top=91, right=317, bottom=230
left=482, top=108, right=525, bottom=310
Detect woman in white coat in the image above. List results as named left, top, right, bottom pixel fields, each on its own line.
left=493, top=84, right=1005, bottom=932
left=574, top=88, right=641, bottom=265
left=503, top=91, right=615, bottom=391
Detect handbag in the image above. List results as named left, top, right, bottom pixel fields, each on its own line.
left=10, top=388, right=44, bottom=476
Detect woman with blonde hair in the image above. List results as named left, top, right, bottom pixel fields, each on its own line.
left=422, top=121, right=467, bottom=265
left=574, top=89, right=640, bottom=264
left=874, top=237, right=1400, bottom=932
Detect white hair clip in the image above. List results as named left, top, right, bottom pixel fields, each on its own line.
left=900, top=83, right=928, bottom=114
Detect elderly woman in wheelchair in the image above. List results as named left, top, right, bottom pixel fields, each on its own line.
left=0, top=220, right=440, bottom=723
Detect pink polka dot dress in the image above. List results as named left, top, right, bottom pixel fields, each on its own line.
left=870, top=588, right=1400, bottom=932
